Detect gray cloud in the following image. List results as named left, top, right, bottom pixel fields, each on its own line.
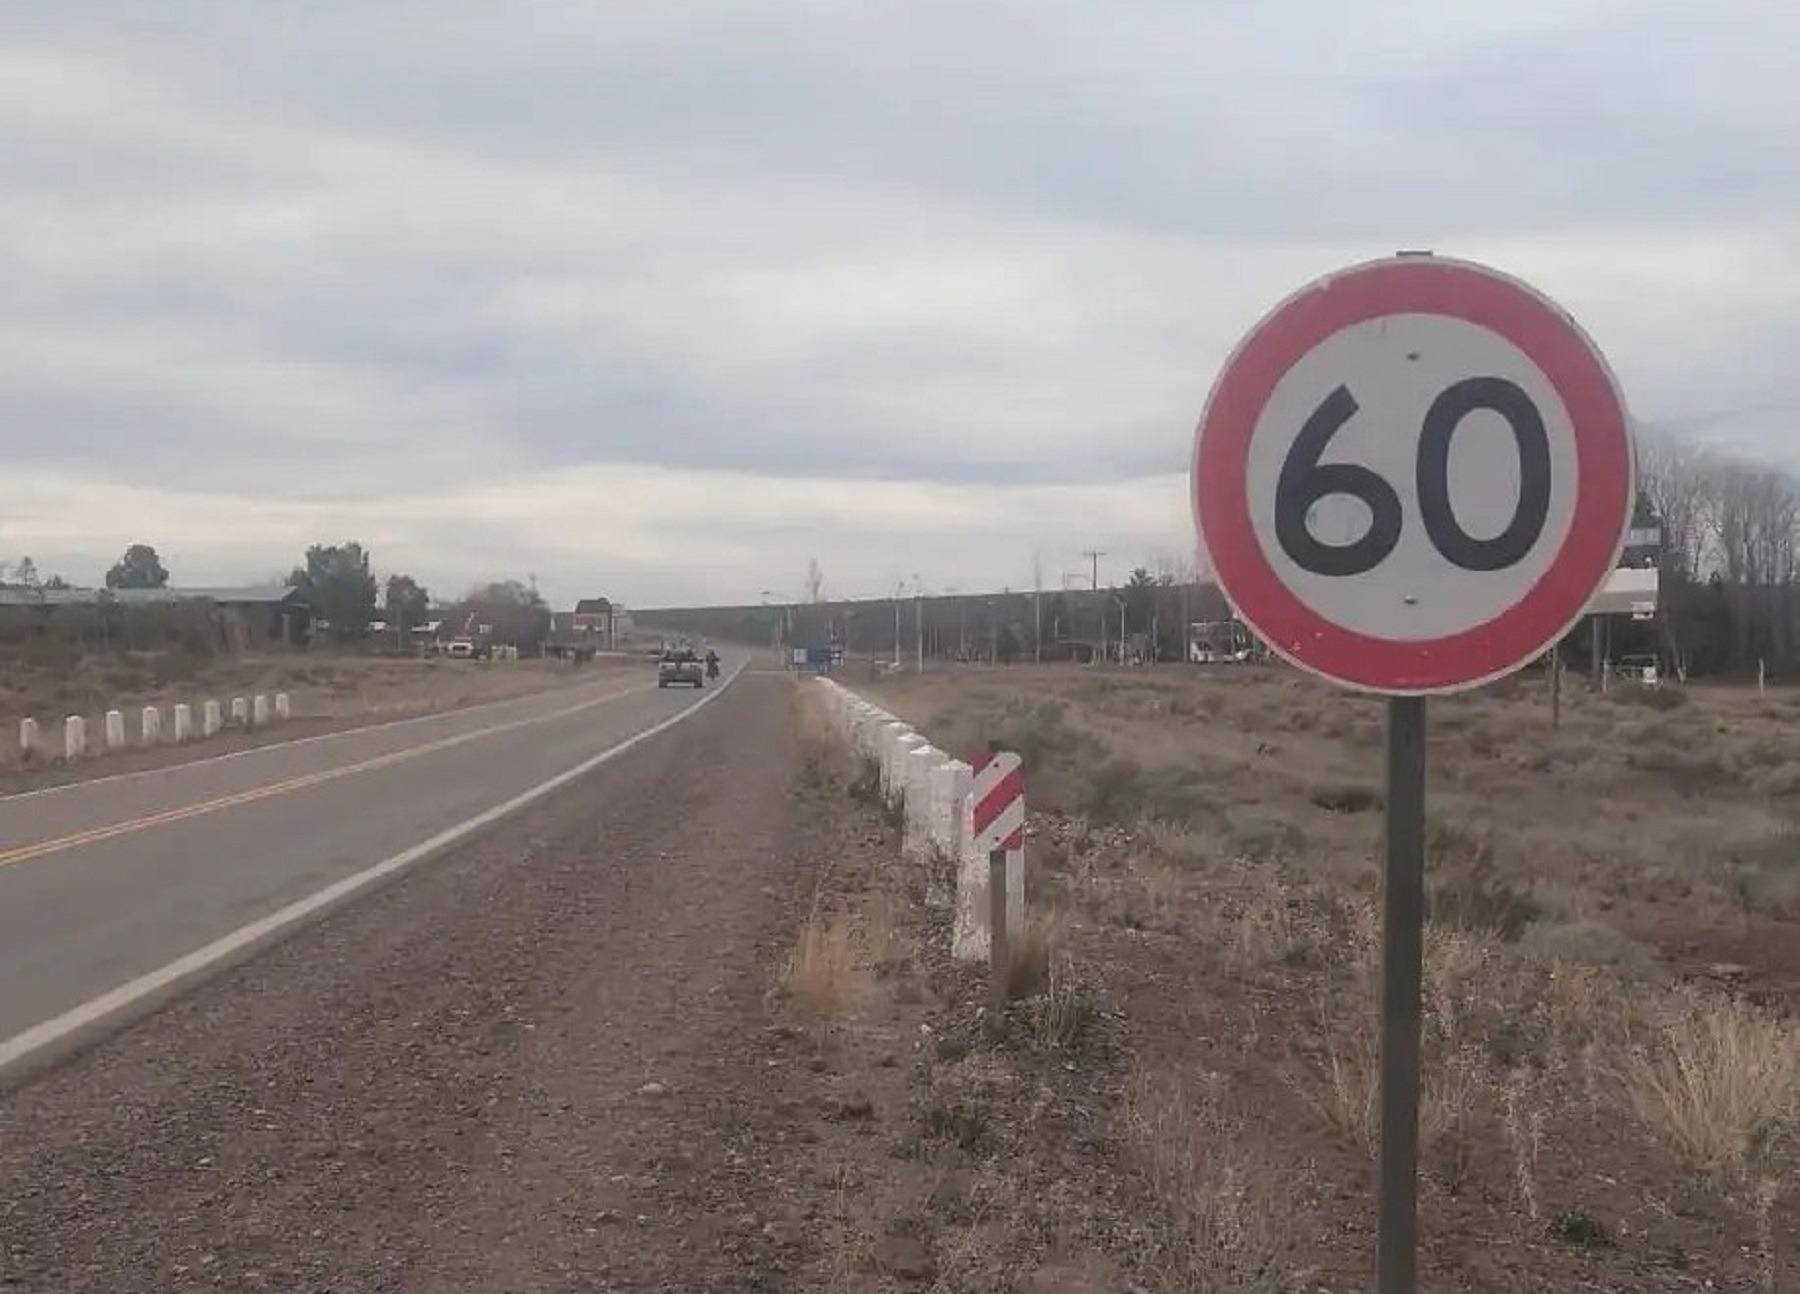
left=3, top=0, right=1799, bottom=601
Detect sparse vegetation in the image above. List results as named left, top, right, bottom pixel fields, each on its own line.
left=844, top=662, right=1800, bottom=1290
left=782, top=906, right=865, bottom=1018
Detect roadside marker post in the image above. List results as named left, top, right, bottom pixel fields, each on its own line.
left=969, top=750, right=1025, bottom=1009
left=1191, top=253, right=1634, bottom=1293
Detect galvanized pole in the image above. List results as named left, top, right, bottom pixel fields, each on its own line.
left=988, top=848, right=1009, bottom=1011
left=1375, top=695, right=1427, bottom=1294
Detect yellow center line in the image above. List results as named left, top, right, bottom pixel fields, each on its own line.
left=0, top=681, right=655, bottom=871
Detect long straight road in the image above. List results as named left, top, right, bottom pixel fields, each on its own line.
left=0, top=666, right=830, bottom=1293
left=0, top=658, right=732, bottom=1076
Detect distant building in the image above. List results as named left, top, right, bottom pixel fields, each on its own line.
left=546, top=596, right=622, bottom=658
left=0, top=584, right=310, bottom=644
left=572, top=597, right=614, bottom=637
left=1587, top=499, right=1663, bottom=619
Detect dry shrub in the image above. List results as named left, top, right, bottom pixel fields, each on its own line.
left=1618, top=988, right=1800, bottom=1187
left=783, top=907, right=863, bottom=1017
left=1005, top=908, right=1067, bottom=1000
left=1228, top=881, right=1301, bottom=973
left=1129, top=1073, right=1301, bottom=1293
left=793, top=685, right=847, bottom=784
left=1029, top=953, right=1090, bottom=1049
left=1299, top=1008, right=1379, bottom=1156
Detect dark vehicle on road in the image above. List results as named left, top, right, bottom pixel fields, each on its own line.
left=658, top=646, right=705, bottom=688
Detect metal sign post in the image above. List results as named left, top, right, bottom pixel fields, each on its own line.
left=1190, top=253, right=1635, bottom=1292
left=1377, top=694, right=1427, bottom=1290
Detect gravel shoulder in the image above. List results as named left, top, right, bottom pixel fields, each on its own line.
left=0, top=671, right=817, bottom=1293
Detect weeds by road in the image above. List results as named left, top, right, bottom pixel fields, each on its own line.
left=829, top=663, right=1800, bottom=1290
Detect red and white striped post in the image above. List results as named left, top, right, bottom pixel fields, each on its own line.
left=970, top=749, right=1025, bottom=1007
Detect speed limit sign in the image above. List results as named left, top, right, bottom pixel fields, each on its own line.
left=1193, top=254, right=1634, bottom=695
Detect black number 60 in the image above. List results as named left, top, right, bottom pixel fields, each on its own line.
left=1273, top=376, right=1553, bottom=578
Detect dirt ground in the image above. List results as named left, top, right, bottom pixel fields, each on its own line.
left=0, top=651, right=614, bottom=786
left=817, top=661, right=1800, bottom=1290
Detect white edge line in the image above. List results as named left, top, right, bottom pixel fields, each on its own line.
left=0, top=668, right=653, bottom=805
left=0, top=663, right=746, bottom=1082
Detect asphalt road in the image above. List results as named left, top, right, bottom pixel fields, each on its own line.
left=0, top=667, right=821, bottom=1293
left=0, top=662, right=732, bottom=1073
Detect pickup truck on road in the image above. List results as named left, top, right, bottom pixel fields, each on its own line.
left=657, top=647, right=705, bottom=688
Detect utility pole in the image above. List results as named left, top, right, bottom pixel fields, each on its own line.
left=1082, top=549, right=1105, bottom=590
left=913, top=574, right=923, bottom=672
left=1032, top=552, right=1044, bottom=665
left=893, top=580, right=904, bottom=669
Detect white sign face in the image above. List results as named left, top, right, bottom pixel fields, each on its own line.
left=1244, top=313, right=1580, bottom=642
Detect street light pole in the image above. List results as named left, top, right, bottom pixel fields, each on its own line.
left=893, top=581, right=904, bottom=669
left=913, top=574, right=923, bottom=672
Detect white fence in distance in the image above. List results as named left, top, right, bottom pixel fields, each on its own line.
left=811, top=676, right=1023, bottom=962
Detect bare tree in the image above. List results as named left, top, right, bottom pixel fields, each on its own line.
left=1635, top=425, right=1714, bottom=581
left=1632, top=422, right=1800, bottom=678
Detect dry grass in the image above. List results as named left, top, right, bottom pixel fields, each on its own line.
left=1004, top=907, right=1066, bottom=1000
left=1128, top=1073, right=1303, bottom=1293
left=793, top=683, right=849, bottom=786
left=782, top=904, right=865, bottom=1018
left=864, top=662, right=1800, bottom=1287
left=1619, top=989, right=1800, bottom=1185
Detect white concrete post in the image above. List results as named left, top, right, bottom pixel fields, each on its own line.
left=878, top=723, right=912, bottom=800
left=888, top=732, right=925, bottom=809
left=173, top=704, right=194, bottom=743
left=930, top=759, right=972, bottom=858
left=18, top=718, right=38, bottom=760
left=231, top=697, right=250, bottom=727
left=204, top=700, right=223, bottom=738
left=904, top=745, right=944, bottom=860
left=141, top=706, right=162, bottom=745
left=104, top=709, right=127, bottom=750
left=275, top=692, right=291, bottom=721
left=852, top=712, right=881, bottom=759
left=64, top=716, right=87, bottom=761
left=253, top=694, right=270, bottom=726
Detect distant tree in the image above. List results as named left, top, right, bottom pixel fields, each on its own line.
left=106, top=543, right=170, bottom=589
left=384, top=574, right=431, bottom=635
left=1045, top=592, right=1070, bottom=642
left=1123, top=566, right=1159, bottom=635
left=996, top=623, right=1022, bottom=665
left=10, top=556, right=39, bottom=589
left=43, top=573, right=71, bottom=591
left=452, top=579, right=552, bottom=651
left=290, top=541, right=378, bottom=641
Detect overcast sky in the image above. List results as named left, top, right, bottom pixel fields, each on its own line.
left=3, top=0, right=1796, bottom=609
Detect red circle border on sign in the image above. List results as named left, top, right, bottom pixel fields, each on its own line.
left=1192, top=256, right=1633, bottom=694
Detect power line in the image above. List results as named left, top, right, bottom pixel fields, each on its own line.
left=1640, top=393, right=1800, bottom=433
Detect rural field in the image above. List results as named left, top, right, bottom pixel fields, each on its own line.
left=779, top=662, right=1800, bottom=1291
left=0, top=650, right=612, bottom=779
